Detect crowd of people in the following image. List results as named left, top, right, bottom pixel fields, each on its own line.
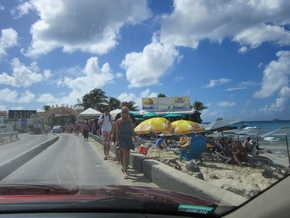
left=152, top=132, right=261, bottom=168
left=70, top=101, right=137, bottom=179
left=205, top=136, right=260, bottom=167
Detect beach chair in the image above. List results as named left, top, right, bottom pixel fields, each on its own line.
left=214, top=151, right=233, bottom=163
left=179, top=135, right=207, bottom=164
left=255, top=156, right=290, bottom=175
left=212, top=143, right=233, bottom=163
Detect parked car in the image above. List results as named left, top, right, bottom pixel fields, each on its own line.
left=52, top=126, right=62, bottom=134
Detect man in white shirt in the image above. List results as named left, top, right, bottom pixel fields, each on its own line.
left=98, top=107, right=113, bottom=160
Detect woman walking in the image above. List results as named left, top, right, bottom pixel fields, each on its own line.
left=115, top=106, right=137, bottom=179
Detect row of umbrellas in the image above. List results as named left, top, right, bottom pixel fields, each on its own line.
left=134, top=117, right=205, bottom=135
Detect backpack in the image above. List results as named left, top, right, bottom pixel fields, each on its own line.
left=101, top=114, right=113, bottom=120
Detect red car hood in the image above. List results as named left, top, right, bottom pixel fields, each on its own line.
left=0, top=184, right=234, bottom=216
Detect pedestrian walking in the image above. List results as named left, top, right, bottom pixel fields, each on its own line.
left=115, top=106, right=137, bottom=179
left=98, top=107, right=113, bottom=160
left=82, top=121, right=89, bottom=141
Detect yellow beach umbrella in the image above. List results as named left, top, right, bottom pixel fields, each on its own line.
left=134, top=117, right=173, bottom=135
left=171, top=120, right=205, bottom=135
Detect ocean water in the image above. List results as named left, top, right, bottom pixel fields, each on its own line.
left=230, top=120, right=290, bottom=157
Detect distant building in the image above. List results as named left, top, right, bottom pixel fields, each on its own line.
left=0, top=111, right=8, bottom=123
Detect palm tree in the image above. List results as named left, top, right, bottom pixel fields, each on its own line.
left=193, top=101, right=208, bottom=112
left=107, top=97, right=121, bottom=110
left=82, top=88, right=108, bottom=112
left=42, top=105, right=51, bottom=112
left=74, top=99, right=83, bottom=109
left=127, top=101, right=138, bottom=111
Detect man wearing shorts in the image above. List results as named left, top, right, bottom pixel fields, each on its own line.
left=98, top=107, right=113, bottom=160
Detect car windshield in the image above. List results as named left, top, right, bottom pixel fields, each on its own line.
left=0, top=0, right=289, bottom=217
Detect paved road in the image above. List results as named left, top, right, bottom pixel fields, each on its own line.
left=0, top=133, right=158, bottom=188
left=0, top=133, right=52, bottom=164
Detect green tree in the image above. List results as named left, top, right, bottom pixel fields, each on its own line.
left=59, top=118, right=66, bottom=126
left=74, top=98, right=83, bottom=109
left=69, top=115, right=76, bottom=124
left=42, top=105, right=51, bottom=112
left=193, top=101, right=208, bottom=112
left=107, top=97, right=121, bottom=110
left=157, top=93, right=166, bottom=97
left=127, top=101, right=138, bottom=111
left=82, top=88, right=108, bottom=112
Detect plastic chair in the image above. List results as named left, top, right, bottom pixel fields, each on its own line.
left=179, top=135, right=207, bottom=164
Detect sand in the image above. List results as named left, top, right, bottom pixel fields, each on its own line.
left=144, top=145, right=288, bottom=199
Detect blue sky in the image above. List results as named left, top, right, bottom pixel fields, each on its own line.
left=0, top=0, right=290, bottom=122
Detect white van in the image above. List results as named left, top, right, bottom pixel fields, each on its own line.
left=0, top=124, right=6, bottom=133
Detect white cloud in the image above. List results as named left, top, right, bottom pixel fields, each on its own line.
left=0, top=88, right=18, bottom=102
left=24, top=0, right=151, bottom=57
left=11, top=1, right=34, bottom=19
left=61, top=57, right=114, bottom=94
left=239, top=81, right=260, bottom=87
left=259, top=97, right=287, bottom=114
left=36, top=93, right=59, bottom=103
left=0, top=58, right=43, bottom=87
left=203, top=78, right=231, bottom=88
left=160, top=0, right=290, bottom=51
left=217, top=101, right=235, bottom=107
left=224, top=87, right=246, bottom=91
left=174, top=75, right=184, bottom=82
left=43, top=70, right=52, bottom=79
left=258, top=63, right=263, bottom=68
left=201, top=109, right=224, bottom=122
left=0, top=28, right=18, bottom=58
left=11, top=106, right=24, bottom=110
left=19, top=90, right=35, bottom=103
left=269, top=97, right=287, bottom=111
left=116, top=73, right=123, bottom=78
left=121, top=35, right=179, bottom=88
left=254, top=50, right=290, bottom=98
left=48, top=57, right=115, bottom=107
left=0, top=105, right=7, bottom=111
left=279, top=86, right=290, bottom=97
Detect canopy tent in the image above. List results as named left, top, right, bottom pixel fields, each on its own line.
left=163, top=113, right=185, bottom=118
left=110, top=109, right=121, bottom=118
left=78, top=108, right=102, bottom=120
left=143, top=112, right=163, bottom=119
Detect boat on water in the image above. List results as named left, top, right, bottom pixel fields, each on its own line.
left=263, top=137, right=280, bottom=142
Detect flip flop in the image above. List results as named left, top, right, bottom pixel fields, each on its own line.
left=123, top=174, right=129, bottom=179
left=104, top=157, right=107, bottom=160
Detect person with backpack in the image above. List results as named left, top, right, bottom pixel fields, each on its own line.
left=98, top=107, right=113, bottom=160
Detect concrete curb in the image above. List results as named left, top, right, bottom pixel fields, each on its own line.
left=90, top=133, right=247, bottom=206
left=142, top=158, right=246, bottom=206
left=0, top=135, right=59, bottom=180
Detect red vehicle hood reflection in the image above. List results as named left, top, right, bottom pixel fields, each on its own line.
left=0, top=184, right=212, bottom=205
